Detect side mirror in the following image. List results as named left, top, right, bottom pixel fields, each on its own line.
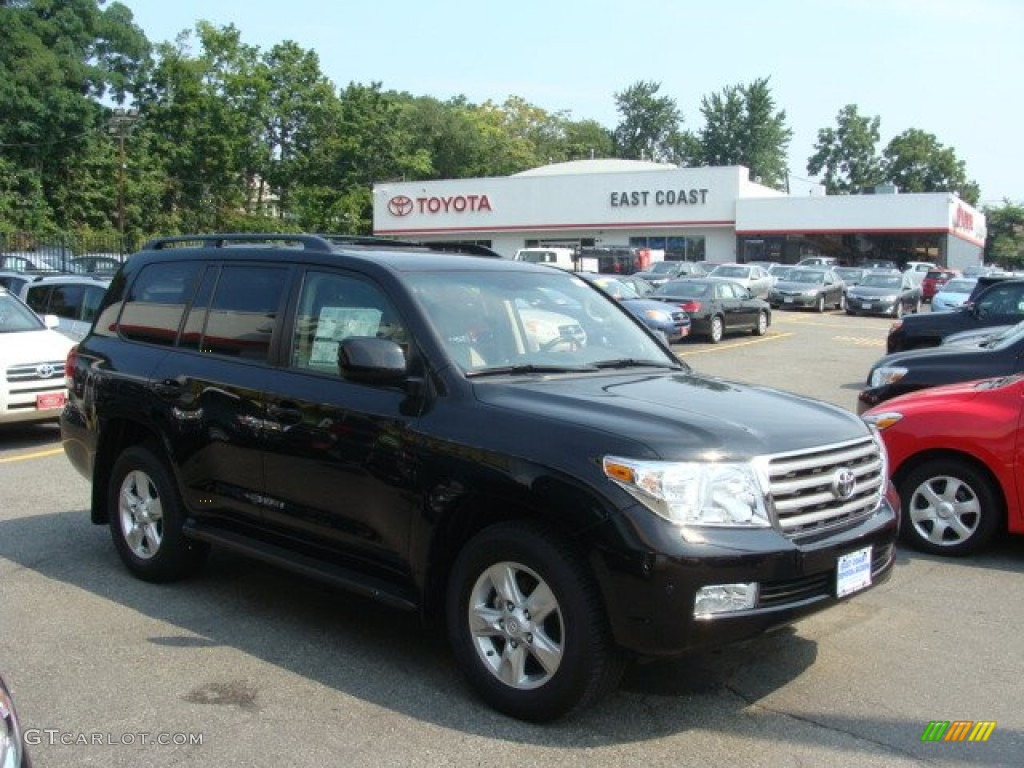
left=338, top=337, right=407, bottom=385
left=43, top=314, right=60, bottom=329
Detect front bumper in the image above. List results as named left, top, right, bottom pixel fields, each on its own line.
left=847, top=296, right=899, bottom=315
left=591, top=494, right=899, bottom=657
left=770, top=292, right=818, bottom=308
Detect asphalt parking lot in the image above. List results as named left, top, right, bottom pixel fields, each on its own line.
left=2, top=307, right=1022, bottom=767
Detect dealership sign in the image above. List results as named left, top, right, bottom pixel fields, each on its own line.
left=387, top=194, right=493, bottom=217
left=610, top=188, right=710, bottom=207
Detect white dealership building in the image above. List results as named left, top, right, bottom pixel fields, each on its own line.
left=372, top=159, right=986, bottom=269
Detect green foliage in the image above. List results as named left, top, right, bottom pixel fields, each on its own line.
left=612, top=81, right=684, bottom=163
left=807, top=105, right=883, bottom=194
left=0, top=3, right=993, bottom=245
left=882, top=129, right=979, bottom=205
left=693, top=77, right=792, bottom=188
left=983, top=201, right=1024, bottom=268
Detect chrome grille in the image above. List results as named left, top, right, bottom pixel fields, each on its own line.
left=6, top=360, right=66, bottom=388
left=765, top=436, right=885, bottom=537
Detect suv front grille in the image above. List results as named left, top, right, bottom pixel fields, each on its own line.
left=6, top=360, right=66, bottom=388
left=765, top=436, right=885, bottom=538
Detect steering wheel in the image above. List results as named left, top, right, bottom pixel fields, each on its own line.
left=540, top=335, right=579, bottom=352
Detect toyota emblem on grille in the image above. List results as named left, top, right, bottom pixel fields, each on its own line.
left=388, top=195, right=414, bottom=217
left=36, top=363, right=56, bottom=378
left=831, top=468, right=857, bottom=499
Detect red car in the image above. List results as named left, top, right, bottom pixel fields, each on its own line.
left=862, top=374, right=1024, bottom=555
left=920, top=268, right=959, bottom=302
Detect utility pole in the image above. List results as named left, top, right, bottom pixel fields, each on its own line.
left=108, top=108, right=139, bottom=256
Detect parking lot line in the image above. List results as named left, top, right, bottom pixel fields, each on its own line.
left=0, top=446, right=64, bottom=463
left=677, top=332, right=793, bottom=357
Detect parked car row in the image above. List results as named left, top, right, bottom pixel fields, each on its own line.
left=858, top=274, right=1024, bottom=558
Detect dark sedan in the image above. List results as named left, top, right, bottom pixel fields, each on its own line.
left=650, top=277, right=770, bottom=343
left=858, top=321, right=1024, bottom=412
left=768, top=267, right=845, bottom=312
left=846, top=270, right=921, bottom=317
left=632, top=260, right=705, bottom=287
left=576, top=273, right=691, bottom=342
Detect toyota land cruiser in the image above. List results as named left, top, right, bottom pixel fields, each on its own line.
left=60, top=234, right=898, bottom=721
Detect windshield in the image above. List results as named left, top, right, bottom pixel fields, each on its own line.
left=655, top=280, right=709, bottom=299
left=940, top=278, right=976, bottom=293
left=0, top=292, right=46, bottom=332
left=860, top=273, right=901, bottom=288
left=988, top=320, right=1024, bottom=349
left=835, top=268, right=863, bottom=280
left=405, top=270, right=679, bottom=374
left=649, top=261, right=678, bottom=274
left=710, top=265, right=748, bottom=279
left=789, top=270, right=826, bottom=284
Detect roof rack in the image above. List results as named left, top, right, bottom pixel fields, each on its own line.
left=319, top=234, right=502, bottom=259
left=142, top=234, right=336, bottom=252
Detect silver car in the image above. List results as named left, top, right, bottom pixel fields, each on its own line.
left=707, top=263, right=773, bottom=299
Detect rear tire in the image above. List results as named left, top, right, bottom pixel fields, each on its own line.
left=446, top=521, right=624, bottom=722
left=897, top=458, right=1003, bottom=556
left=108, top=444, right=208, bottom=582
left=708, top=315, right=724, bottom=343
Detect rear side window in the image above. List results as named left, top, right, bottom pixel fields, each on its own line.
left=119, top=262, right=203, bottom=345
left=192, top=266, right=288, bottom=360
left=24, top=285, right=53, bottom=315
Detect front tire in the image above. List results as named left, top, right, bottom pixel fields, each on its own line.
left=108, top=444, right=208, bottom=582
left=815, top=294, right=826, bottom=313
left=446, top=521, right=624, bottom=722
left=897, top=458, right=1003, bottom=556
left=752, top=310, right=768, bottom=336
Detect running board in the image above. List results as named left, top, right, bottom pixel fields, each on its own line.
left=182, top=520, right=418, bottom=612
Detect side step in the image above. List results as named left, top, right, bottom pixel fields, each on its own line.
left=182, top=520, right=418, bottom=612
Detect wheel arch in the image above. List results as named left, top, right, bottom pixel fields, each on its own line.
left=418, top=476, right=615, bottom=628
left=91, top=418, right=165, bottom=525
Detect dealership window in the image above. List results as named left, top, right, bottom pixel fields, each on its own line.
left=629, top=236, right=705, bottom=262
left=737, top=233, right=945, bottom=268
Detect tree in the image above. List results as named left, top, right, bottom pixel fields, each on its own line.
left=612, top=81, right=684, bottom=163
left=882, top=128, right=979, bottom=205
left=807, top=105, right=883, bottom=194
left=0, top=0, right=150, bottom=229
left=562, top=118, right=614, bottom=161
left=983, top=201, right=1024, bottom=268
left=693, top=77, right=792, bottom=188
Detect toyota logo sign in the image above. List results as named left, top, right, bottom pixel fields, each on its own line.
left=35, top=363, right=56, bottom=378
left=388, top=195, right=414, bottom=217
left=831, top=468, right=857, bottom=500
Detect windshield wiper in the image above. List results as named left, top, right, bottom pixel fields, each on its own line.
left=591, top=358, right=682, bottom=370
left=467, top=363, right=599, bottom=378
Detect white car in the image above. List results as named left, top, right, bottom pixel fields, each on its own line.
left=0, top=288, right=74, bottom=425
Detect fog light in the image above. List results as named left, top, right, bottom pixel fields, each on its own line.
left=694, top=583, right=758, bottom=618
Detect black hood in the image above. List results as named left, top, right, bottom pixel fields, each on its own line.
left=474, top=370, right=867, bottom=462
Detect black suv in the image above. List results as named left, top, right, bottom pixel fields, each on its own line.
left=886, top=276, right=1024, bottom=353
left=61, top=234, right=898, bottom=721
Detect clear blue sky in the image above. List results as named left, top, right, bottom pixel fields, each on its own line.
left=124, top=0, right=1022, bottom=206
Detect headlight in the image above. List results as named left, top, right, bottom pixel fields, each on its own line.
left=642, top=309, right=672, bottom=322
left=869, top=366, right=907, bottom=387
left=603, top=456, right=770, bottom=527
left=862, top=411, right=903, bottom=430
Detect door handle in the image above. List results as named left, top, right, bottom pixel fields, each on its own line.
left=150, top=377, right=185, bottom=398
